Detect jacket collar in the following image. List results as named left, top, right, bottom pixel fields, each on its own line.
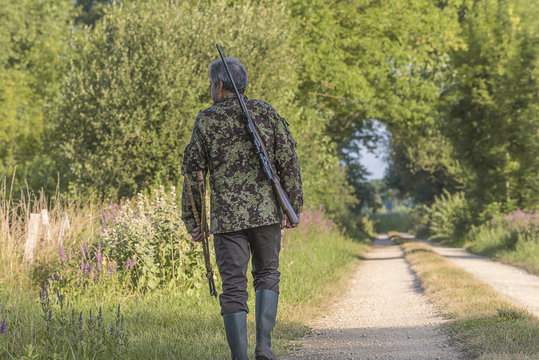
left=213, top=93, right=247, bottom=105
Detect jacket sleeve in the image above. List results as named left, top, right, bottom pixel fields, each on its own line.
left=181, top=120, right=207, bottom=233
left=273, top=116, right=303, bottom=215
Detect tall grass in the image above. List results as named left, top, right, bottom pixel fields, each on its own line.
left=1, top=190, right=367, bottom=359
left=0, top=177, right=101, bottom=287
left=466, top=211, right=539, bottom=275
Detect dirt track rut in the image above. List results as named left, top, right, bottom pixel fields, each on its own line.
left=284, top=235, right=460, bottom=360
left=428, top=243, right=539, bottom=318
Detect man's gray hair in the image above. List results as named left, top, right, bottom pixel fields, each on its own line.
left=208, top=57, right=248, bottom=94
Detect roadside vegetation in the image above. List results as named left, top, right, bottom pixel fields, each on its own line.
left=374, top=195, right=539, bottom=276
left=0, top=187, right=367, bottom=359
left=398, top=240, right=538, bottom=360
left=2, top=0, right=538, bottom=357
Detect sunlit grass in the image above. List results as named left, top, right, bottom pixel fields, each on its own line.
left=1, top=197, right=367, bottom=359
left=466, top=223, right=539, bottom=276
left=402, top=241, right=539, bottom=359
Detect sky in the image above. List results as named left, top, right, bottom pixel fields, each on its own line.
left=360, top=147, right=388, bottom=180
left=358, top=120, right=390, bottom=181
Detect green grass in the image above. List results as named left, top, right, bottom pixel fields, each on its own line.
left=1, top=227, right=367, bottom=359
left=372, top=210, right=411, bottom=233
left=401, top=241, right=539, bottom=360
left=466, top=225, right=539, bottom=276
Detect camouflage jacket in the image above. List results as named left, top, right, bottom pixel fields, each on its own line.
left=181, top=94, right=303, bottom=234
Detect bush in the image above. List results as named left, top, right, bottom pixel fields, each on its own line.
left=51, top=0, right=298, bottom=199
left=101, top=186, right=205, bottom=292
left=467, top=209, right=539, bottom=274
left=414, top=190, right=471, bottom=244
left=45, top=186, right=207, bottom=296
left=408, top=204, right=431, bottom=238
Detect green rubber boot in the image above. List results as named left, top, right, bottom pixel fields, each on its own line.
left=223, top=312, right=249, bottom=360
left=255, top=290, right=278, bottom=360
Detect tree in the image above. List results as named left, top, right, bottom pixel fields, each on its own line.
left=51, top=0, right=302, bottom=199
left=441, top=0, right=539, bottom=215
left=385, top=132, right=465, bottom=204
left=0, top=0, right=72, bottom=191
left=287, top=0, right=464, bottom=216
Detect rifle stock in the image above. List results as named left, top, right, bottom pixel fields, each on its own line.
left=216, top=43, right=299, bottom=227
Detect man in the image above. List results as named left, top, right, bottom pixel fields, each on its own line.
left=181, top=57, right=303, bottom=360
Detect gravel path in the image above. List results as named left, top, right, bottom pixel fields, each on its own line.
left=283, top=235, right=460, bottom=360
left=428, top=244, right=539, bottom=318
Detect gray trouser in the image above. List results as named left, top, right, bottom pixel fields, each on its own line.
left=214, top=223, right=281, bottom=315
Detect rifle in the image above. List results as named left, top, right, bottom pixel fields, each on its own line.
left=185, top=171, right=218, bottom=297
left=216, top=44, right=299, bottom=227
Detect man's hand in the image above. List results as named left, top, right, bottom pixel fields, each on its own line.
left=281, top=217, right=298, bottom=229
left=190, top=227, right=203, bottom=242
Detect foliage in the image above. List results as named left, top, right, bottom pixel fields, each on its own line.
left=0, top=0, right=72, bottom=192
left=288, top=0, right=463, bottom=140
left=49, top=239, right=119, bottom=299
left=0, top=284, right=127, bottom=359
left=51, top=0, right=300, bottom=200
left=373, top=209, right=411, bottom=234
left=74, top=0, right=115, bottom=27
left=101, top=186, right=205, bottom=292
left=467, top=209, right=539, bottom=274
left=422, top=190, right=471, bottom=244
left=383, top=0, right=539, bottom=224
left=385, top=133, right=466, bottom=204
left=290, top=105, right=360, bottom=235
left=287, top=0, right=464, bottom=225
left=439, top=0, right=539, bottom=214
left=1, top=192, right=367, bottom=359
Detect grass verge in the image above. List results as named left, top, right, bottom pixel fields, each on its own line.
left=1, top=228, right=367, bottom=359
left=465, top=225, right=539, bottom=276
left=400, top=241, right=539, bottom=360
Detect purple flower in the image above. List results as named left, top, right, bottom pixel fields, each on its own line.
left=109, top=327, right=115, bottom=333
left=97, top=246, right=103, bottom=270
left=79, top=245, right=86, bottom=259
left=110, top=201, right=116, bottom=220
left=59, top=245, right=67, bottom=261
left=0, top=321, right=6, bottom=334
left=125, top=258, right=137, bottom=269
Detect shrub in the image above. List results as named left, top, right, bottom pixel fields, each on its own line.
left=425, top=190, right=471, bottom=244
left=408, top=204, right=431, bottom=238
left=467, top=209, right=539, bottom=274
left=51, top=0, right=298, bottom=199
left=101, top=186, right=205, bottom=292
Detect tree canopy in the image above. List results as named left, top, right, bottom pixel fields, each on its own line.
left=1, top=0, right=537, bottom=231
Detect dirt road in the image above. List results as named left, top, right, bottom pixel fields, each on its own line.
left=429, top=244, right=539, bottom=318
left=284, top=235, right=460, bottom=360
